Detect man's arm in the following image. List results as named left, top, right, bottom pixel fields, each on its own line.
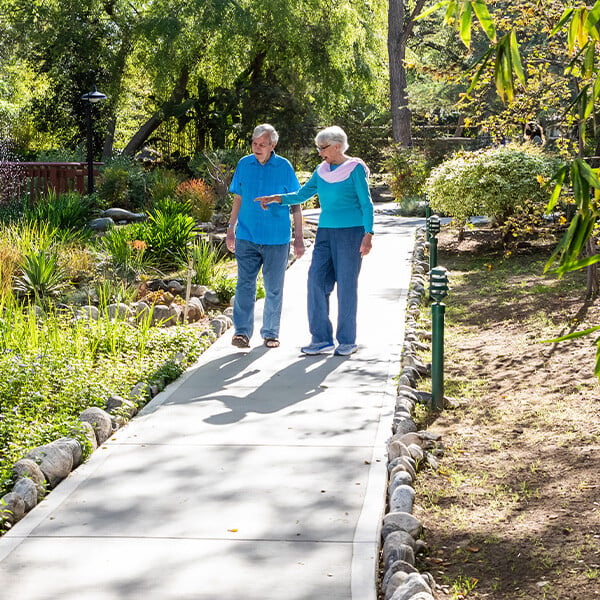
left=226, top=194, right=242, bottom=253
left=290, top=204, right=305, bottom=258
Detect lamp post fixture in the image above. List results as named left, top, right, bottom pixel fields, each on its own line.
left=426, top=214, right=441, bottom=270
left=429, top=266, right=449, bottom=410
left=81, top=85, right=107, bottom=195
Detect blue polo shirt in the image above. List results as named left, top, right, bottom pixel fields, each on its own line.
left=229, top=151, right=300, bottom=245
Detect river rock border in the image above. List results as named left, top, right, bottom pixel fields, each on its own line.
left=378, top=227, right=445, bottom=600
left=0, top=302, right=233, bottom=531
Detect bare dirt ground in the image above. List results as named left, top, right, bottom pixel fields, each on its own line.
left=413, top=226, right=600, bottom=599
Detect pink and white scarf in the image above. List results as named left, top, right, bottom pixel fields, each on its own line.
left=316, top=157, right=370, bottom=183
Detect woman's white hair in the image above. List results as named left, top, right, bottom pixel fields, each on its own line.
left=315, top=125, right=349, bottom=152
left=253, top=123, right=279, bottom=144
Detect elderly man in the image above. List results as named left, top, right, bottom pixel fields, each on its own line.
left=226, top=123, right=304, bottom=349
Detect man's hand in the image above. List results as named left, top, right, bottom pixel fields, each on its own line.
left=360, top=233, right=373, bottom=256
left=255, top=195, right=282, bottom=210
left=226, top=227, right=235, bottom=253
left=293, top=237, right=305, bottom=258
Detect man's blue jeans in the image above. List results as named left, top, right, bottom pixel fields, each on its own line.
left=234, top=238, right=290, bottom=340
left=307, top=227, right=364, bottom=346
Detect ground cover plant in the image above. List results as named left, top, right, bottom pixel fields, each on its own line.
left=0, top=184, right=237, bottom=522
left=412, top=226, right=600, bottom=599
left=0, top=293, right=211, bottom=506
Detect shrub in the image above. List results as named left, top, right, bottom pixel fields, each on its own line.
left=24, top=190, right=94, bottom=238
left=189, top=150, right=244, bottom=210
left=101, top=225, right=149, bottom=280
left=176, top=179, right=215, bottom=222
left=142, top=210, right=195, bottom=271
left=148, top=169, right=182, bottom=203
left=385, top=147, right=433, bottom=202
left=211, top=270, right=236, bottom=303
left=98, top=157, right=147, bottom=210
left=12, top=249, right=70, bottom=305
left=149, top=197, right=192, bottom=219
left=190, top=239, right=221, bottom=286
left=426, top=143, right=560, bottom=229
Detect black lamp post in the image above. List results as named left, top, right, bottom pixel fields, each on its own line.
left=81, top=85, right=107, bottom=195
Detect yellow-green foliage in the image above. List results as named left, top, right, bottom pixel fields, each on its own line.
left=426, top=143, right=559, bottom=224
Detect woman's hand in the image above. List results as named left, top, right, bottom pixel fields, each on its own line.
left=255, top=195, right=282, bottom=210
left=360, top=233, right=373, bottom=256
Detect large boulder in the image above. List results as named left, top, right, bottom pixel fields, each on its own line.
left=12, top=477, right=38, bottom=512
left=106, top=303, right=133, bottom=321
left=184, top=297, right=205, bottom=322
left=0, top=492, right=26, bottom=526
left=12, top=459, right=46, bottom=502
left=25, top=442, right=74, bottom=488
left=79, top=407, right=113, bottom=445
left=101, top=208, right=146, bottom=222
left=151, top=304, right=177, bottom=326
left=55, top=437, right=84, bottom=469
left=89, top=217, right=115, bottom=231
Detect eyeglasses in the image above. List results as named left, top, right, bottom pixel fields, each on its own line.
left=316, top=144, right=330, bottom=151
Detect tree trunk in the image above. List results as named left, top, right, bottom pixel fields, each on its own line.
left=454, top=113, right=465, bottom=137
left=122, top=64, right=190, bottom=157
left=387, top=0, right=427, bottom=146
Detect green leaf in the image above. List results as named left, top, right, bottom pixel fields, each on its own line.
left=464, top=46, right=494, bottom=99
left=414, top=0, right=451, bottom=22
left=552, top=253, right=600, bottom=275
left=550, top=7, right=575, bottom=37
left=459, top=1, right=473, bottom=48
left=472, top=0, right=496, bottom=42
left=568, top=9, right=579, bottom=53
left=542, top=325, right=600, bottom=343
left=584, top=42, right=596, bottom=78
left=545, top=164, right=568, bottom=214
left=586, top=0, right=600, bottom=39
left=509, top=29, right=525, bottom=85
left=578, top=159, right=600, bottom=190
left=588, top=1, right=600, bottom=25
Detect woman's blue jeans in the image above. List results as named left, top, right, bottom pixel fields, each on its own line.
left=307, top=227, right=364, bottom=346
left=233, top=238, right=290, bottom=340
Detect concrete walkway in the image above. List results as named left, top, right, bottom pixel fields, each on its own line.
left=0, top=205, right=418, bottom=600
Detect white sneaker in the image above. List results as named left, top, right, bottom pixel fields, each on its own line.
left=300, top=342, right=335, bottom=355
left=334, top=344, right=358, bottom=356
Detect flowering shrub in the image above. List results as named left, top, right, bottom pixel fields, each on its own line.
left=426, top=144, right=560, bottom=228
left=176, top=178, right=215, bottom=222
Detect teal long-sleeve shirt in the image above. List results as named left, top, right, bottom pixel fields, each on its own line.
left=280, top=163, right=374, bottom=232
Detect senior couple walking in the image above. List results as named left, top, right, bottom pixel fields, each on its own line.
left=226, top=123, right=374, bottom=357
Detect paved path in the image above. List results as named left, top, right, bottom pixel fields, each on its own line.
left=0, top=206, right=418, bottom=600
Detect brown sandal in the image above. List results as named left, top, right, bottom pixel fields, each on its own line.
left=232, top=334, right=250, bottom=348
left=264, top=338, right=280, bottom=348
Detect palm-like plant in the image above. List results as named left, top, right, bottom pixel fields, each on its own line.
left=13, top=250, right=69, bottom=306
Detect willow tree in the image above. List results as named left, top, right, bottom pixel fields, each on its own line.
left=1, top=0, right=388, bottom=157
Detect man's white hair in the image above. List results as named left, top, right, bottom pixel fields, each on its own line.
left=253, top=123, right=279, bottom=144
left=315, top=126, right=349, bottom=152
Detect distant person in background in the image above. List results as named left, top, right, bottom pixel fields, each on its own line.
left=524, top=121, right=545, bottom=146
left=256, top=125, right=374, bottom=357
left=227, top=124, right=304, bottom=349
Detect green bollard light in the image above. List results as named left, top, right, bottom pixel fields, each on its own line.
left=429, top=266, right=449, bottom=410
left=425, top=204, right=432, bottom=241
left=427, top=214, right=441, bottom=271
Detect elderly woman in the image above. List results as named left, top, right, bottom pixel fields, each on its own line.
left=256, top=125, right=374, bottom=356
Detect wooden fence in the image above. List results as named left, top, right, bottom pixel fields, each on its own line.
left=0, top=162, right=102, bottom=200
